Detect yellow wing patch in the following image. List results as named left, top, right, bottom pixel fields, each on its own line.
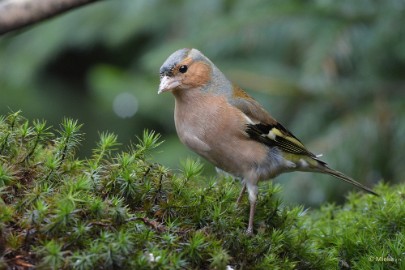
left=246, top=123, right=316, bottom=158
left=265, top=127, right=306, bottom=149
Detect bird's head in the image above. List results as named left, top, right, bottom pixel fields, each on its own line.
left=158, top=48, right=222, bottom=94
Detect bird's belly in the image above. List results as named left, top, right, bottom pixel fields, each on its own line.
left=178, top=126, right=271, bottom=179
left=174, top=93, right=293, bottom=180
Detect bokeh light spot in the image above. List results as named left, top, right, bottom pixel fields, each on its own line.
left=113, top=92, right=138, bottom=118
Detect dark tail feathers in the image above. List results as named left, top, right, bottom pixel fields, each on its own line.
left=321, top=165, right=379, bottom=196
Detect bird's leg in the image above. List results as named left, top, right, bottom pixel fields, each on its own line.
left=246, top=181, right=258, bottom=235
left=247, top=198, right=256, bottom=235
left=236, top=183, right=246, bottom=205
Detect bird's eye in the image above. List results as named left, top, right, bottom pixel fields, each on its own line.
left=179, top=65, right=188, bottom=73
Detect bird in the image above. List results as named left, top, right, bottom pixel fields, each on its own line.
left=158, top=48, right=378, bottom=235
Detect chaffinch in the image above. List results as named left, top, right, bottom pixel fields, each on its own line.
left=158, top=48, right=378, bottom=235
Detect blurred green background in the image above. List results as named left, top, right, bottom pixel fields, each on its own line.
left=1, top=0, right=404, bottom=206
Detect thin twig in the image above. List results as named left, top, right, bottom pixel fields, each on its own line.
left=0, top=0, right=100, bottom=35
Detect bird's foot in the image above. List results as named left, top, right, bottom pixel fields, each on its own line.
left=245, top=226, right=254, bottom=236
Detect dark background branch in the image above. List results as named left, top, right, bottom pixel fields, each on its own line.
left=0, top=0, right=100, bottom=35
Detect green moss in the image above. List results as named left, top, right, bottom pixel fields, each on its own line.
left=0, top=112, right=403, bottom=269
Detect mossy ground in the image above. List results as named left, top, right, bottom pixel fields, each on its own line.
left=0, top=112, right=404, bottom=269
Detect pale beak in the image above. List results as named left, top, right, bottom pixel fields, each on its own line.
left=158, top=76, right=181, bottom=94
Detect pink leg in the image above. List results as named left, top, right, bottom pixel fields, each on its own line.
left=236, top=183, right=246, bottom=205
left=246, top=199, right=256, bottom=235
left=245, top=181, right=258, bottom=235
